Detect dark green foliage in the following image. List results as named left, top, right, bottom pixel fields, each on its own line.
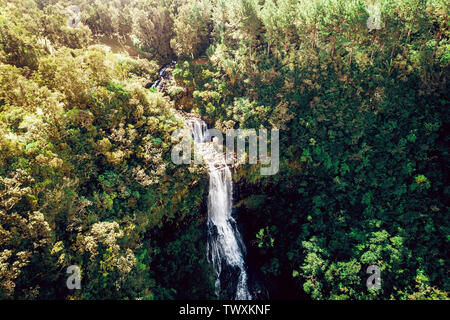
left=0, top=0, right=448, bottom=300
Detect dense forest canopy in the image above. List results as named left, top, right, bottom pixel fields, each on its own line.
left=0, top=0, right=448, bottom=300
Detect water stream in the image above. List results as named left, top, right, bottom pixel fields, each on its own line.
left=147, top=60, right=176, bottom=90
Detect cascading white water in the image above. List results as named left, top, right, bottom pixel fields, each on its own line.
left=148, top=62, right=251, bottom=299
left=151, top=60, right=176, bottom=90
left=187, top=119, right=251, bottom=300
left=189, top=119, right=209, bottom=143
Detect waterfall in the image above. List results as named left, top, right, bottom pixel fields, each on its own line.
left=147, top=63, right=252, bottom=300
left=187, top=119, right=251, bottom=300
left=150, top=60, right=176, bottom=90
left=188, top=119, right=209, bottom=143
